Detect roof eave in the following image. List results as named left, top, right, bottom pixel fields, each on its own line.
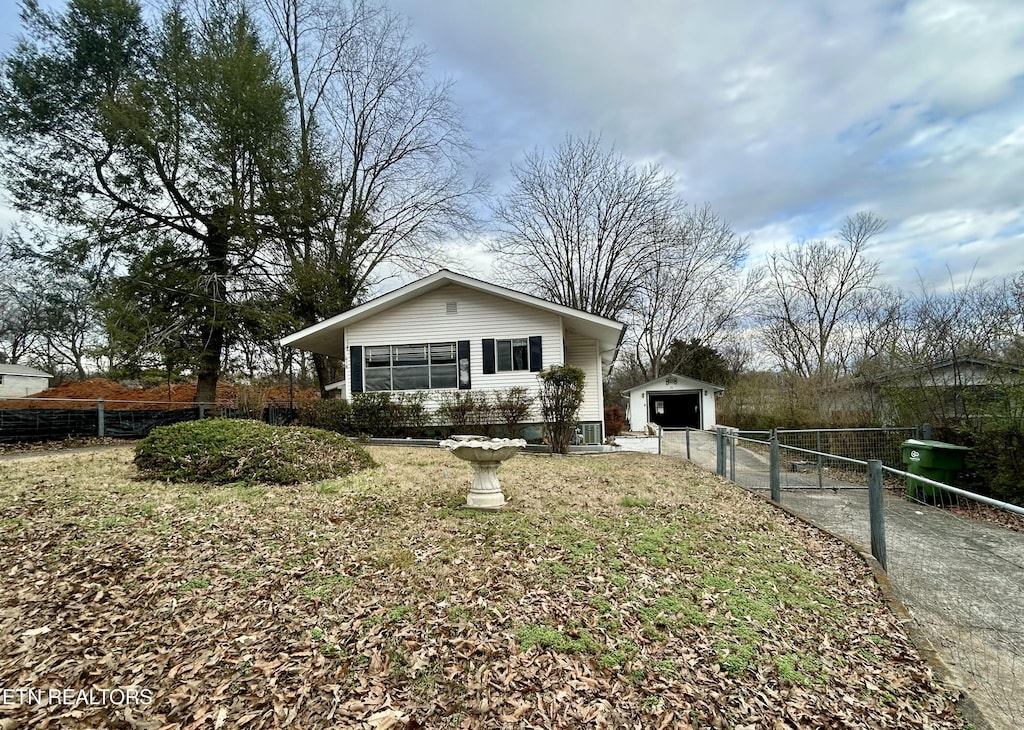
left=280, top=270, right=627, bottom=357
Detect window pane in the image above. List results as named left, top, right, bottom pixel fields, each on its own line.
left=430, top=343, right=456, bottom=363
left=394, top=344, right=427, bottom=366
left=430, top=364, right=457, bottom=389
left=497, top=339, right=512, bottom=371
left=512, top=338, right=528, bottom=370
left=366, top=346, right=391, bottom=366
left=392, top=365, right=429, bottom=390
left=364, top=369, right=391, bottom=391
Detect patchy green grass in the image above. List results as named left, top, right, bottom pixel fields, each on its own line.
left=620, top=495, right=654, bottom=508
left=515, top=624, right=600, bottom=655
left=0, top=445, right=965, bottom=729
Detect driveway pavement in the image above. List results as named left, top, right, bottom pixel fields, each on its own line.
left=665, top=429, right=1024, bottom=730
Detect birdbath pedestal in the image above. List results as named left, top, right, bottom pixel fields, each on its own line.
left=440, top=436, right=526, bottom=510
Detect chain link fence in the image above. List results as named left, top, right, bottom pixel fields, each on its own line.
left=0, top=398, right=297, bottom=442
left=663, top=426, right=1024, bottom=730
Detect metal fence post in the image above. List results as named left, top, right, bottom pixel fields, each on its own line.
left=816, top=429, right=824, bottom=490
left=657, top=425, right=662, bottom=455
left=199, top=403, right=206, bottom=420
left=97, top=399, right=105, bottom=438
left=923, top=423, right=932, bottom=440
left=729, top=428, right=737, bottom=481
left=716, top=427, right=726, bottom=476
left=868, top=459, right=887, bottom=571
left=685, top=427, right=691, bottom=460
left=769, top=429, right=781, bottom=503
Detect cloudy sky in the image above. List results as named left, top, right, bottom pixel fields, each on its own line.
left=385, top=0, right=1024, bottom=291
left=3, top=0, right=1023, bottom=292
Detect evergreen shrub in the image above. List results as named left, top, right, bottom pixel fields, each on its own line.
left=134, top=419, right=375, bottom=485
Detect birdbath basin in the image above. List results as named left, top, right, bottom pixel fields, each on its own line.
left=440, top=437, right=526, bottom=510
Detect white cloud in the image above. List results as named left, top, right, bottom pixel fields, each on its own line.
left=3, top=0, right=1023, bottom=295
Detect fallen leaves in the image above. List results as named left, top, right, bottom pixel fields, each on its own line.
left=0, top=447, right=966, bottom=728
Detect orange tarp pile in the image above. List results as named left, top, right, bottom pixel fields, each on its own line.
left=0, top=378, right=317, bottom=410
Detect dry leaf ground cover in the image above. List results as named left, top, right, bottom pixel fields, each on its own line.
left=0, top=446, right=965, bottom=729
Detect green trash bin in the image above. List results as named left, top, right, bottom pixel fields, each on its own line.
left=900, top=439, right=971, bottom=502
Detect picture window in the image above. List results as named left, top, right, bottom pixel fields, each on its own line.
left=364, top=342, right=457, bottom=391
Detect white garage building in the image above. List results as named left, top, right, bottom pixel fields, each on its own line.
left=623, top=373, right=724, bottom=432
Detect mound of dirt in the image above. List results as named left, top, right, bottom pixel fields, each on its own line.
left=0, top=378, right=319, bottom=410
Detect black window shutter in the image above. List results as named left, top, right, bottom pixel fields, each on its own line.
left=482, top=339, right=496, bottom=374
left=350, top=346, right=363, bottom=393
left=529, top=336, right=543, bottom=372
left=458, top=340, right=471, bottom=389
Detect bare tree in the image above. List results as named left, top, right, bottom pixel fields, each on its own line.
left=899, top=273, right=1015, bottom=366
left=0, top=234, right=35, bottom=364
left=0, top=228, right=106, bottom=378
left=1004, top=271, right=1024, bottom=362
left=758, top=212, right=885, bottom=379
left=628, top=204, right=761, bottom=380
left=261, top=0, right=482, bottom=394
left=490, top=134, right=675, bottom=320
left=0, top=289, right=39, bottom=365
left=882, top=272, right=1020, bottom=425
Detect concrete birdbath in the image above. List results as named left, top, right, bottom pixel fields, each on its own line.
left=440, top=436, right=526, bottom=510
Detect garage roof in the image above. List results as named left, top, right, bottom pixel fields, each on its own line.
left=622, top=373, right=725, bottom=394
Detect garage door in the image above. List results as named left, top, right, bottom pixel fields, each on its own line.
left=647, top=391, right=701, bottom=428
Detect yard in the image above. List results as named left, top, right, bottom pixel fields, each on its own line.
left=0, top=446, right=965, bottom=729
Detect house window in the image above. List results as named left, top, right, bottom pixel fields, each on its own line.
left=482, top=336, right=542, bottom=374
left=364, top=342, right=457, bottom=391
left=0, top=375, right=4, bottom=386
left=496, top=338, right=529, bottom=372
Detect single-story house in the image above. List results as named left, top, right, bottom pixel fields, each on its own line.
left=867, top=357, right=1022, bottom=389
left=281, top=270, right=626, bottom=443
left=622, top=373, right=724, bottom=431
left=856, top=356, right=1023, bottom=424
left=0, top=363, right=53, bottom=398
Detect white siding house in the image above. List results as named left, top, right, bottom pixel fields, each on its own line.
left=281, top=270, right=625, bottom=443
left=623, top=373, right=724, bottom=432
left=0, top=364, right=53, bottom=398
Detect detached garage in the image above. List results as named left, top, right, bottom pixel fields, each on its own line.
left=622, top=373, right=723, bottom=432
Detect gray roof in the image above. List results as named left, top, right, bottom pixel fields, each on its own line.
left=863, top=357, right=1024, bottom=385
left=281, top=269, right=627, bottom=370
left=0, top=363, right=53, bottom=378
left=621, top=372, right=726, bottom=394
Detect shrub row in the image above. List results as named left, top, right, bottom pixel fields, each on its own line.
left=295, top=388, right=537, bottom=439
left=935, top=426, right=1024, bottom=506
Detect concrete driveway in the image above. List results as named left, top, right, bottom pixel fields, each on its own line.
left=665, top=429, right=1024, bottom=730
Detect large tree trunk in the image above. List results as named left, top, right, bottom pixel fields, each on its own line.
left=195, top=220, right=230, bottom=406
left=195, top=321, right=225, bottom=405
left=313, top=352, right=333, bottom=399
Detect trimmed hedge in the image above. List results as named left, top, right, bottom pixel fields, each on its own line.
left=134, top=419, right=376, bottom=485
left=295, top=389, right=537, bottom=440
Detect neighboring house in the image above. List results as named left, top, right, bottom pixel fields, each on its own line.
left=622, top=373, right=724, bottom=432
left=868, top=357, right=1022, bottom=389
left=859, top=356, right=1023, bottom=425
left=0, top=364, right=53, bottom=398
left=281, top=270, right=626, bottom=443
